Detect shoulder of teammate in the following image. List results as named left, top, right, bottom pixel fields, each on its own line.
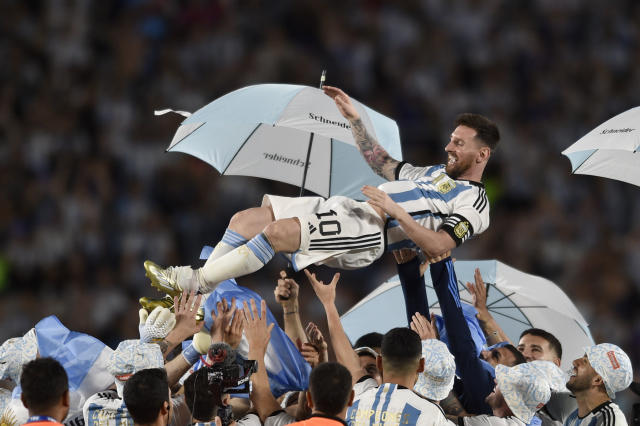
left=353, top=376, right=379, bottom=399
left=395, top=162, right=444, bottom=181
left=411, top=390, right=447, bottom=418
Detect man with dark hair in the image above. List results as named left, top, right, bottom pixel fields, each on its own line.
left=20, top=358, right=70, bottom=426
left=143, top=86, right=500, bottom=298
left=345, top=328, right=450, bottom=425
left=123, top=368, right=171, bottom=426
left=518, top=329, right=562, bottom=366
left=353, top=333, right=383, bottom=384
left=289, top=362, right=353, bottom=425
left=353, top=333, right=382, bottom=353
left=306, top=271, right=451, bottom=426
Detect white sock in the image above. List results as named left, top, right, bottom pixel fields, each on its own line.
left=206, top=229, right=249, bottom=264
left=197, top=233, right=275, bottom=293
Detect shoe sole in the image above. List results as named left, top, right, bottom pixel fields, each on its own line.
left=143, top=260, right=183, bottom=298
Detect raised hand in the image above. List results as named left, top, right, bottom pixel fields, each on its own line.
left=274, top=270, right=300, bottom=312
left=410, top=312, right=439, bottom=340
left=172, top=290, right=204, bottom=341
left=466, top=268, right=488, bottom=312
left=243, top=299, right=275, bottom=358
left=322, top=86, right=360, bottom=121
left=361, top=185, right=404, bottom=218
left=305, top=322, right=329, bottom=364
left=305, top=270, right=340, bottom=308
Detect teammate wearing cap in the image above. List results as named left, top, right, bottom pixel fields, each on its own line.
left=564, top=343, right=633, bottom=426
left=458, top=361, right=563, bottom=426
left=142, top=87, right=500, bottom=298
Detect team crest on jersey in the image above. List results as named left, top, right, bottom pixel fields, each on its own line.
left=433, top=173, right=456, bottom=194
left=454, top=221, right=470, bottom=238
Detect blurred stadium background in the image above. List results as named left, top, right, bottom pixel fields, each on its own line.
left=1, top=0, right=638, bottom=415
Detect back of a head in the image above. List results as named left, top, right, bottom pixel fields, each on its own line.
left=184, top=368, right=219, bottom=421
left=455, top=113, right=500, bottom=150
left=520, top=328, right=563, bottom=360
left=381, top=328, right=422, bottom=374
left=20, top=358, right=68, bottom=415
left=354, top=333, right=383, bottom=351
left=123, top=368, right=169, bottom=425
left=309, top=362, right=352, bottom=417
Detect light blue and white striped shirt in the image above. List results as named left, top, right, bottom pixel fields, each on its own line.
left=380, top=163, right=489, bottom=251
left=347, top=379, right=451, bottom=426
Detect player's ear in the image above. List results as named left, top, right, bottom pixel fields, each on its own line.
left=477, top=145, right=490, bottom=163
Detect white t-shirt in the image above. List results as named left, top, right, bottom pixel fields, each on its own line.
left=563, top=401, right=627, bottom=426
left=382, top=163, right=490, bottom=250
left=346, top=378, right=452, bottom=426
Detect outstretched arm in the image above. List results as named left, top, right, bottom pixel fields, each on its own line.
left=274, top=270, right=308, bottom=346
left=466, top=268, right=511, bottom=346
left=305, top=270, right=367, bottom=385
left=324, top=86, right=400, bottom=181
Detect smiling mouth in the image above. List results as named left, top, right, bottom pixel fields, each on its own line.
left=447, top=155, right=457, bottom=166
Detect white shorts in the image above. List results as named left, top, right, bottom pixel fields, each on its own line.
left=262, top=195, right=386, bottom=271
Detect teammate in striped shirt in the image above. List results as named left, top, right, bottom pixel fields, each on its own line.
left=345, top=328, right=451, bottom=426
left=563, top=344, right=632, bottom=426
left=143, top=87, right=499, bottom=297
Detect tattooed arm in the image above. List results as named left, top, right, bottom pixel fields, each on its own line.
left=441, top=390, right=471, bottom=423
left=324, top=86, right=400, bottom=181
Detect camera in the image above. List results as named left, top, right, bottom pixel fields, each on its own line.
left=185, top=344, right=258, bottom=426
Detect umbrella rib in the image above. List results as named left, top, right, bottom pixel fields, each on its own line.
left=572, top=149, right=599, bottom=172
left=490, top=306, right=546, bottom=309
left=489, top=310, right=533, bottom=327
left=486, top=291, right=515, bottom=308
left=221, top=123, right=262, bottom=175
left=299, top=132, right=314, bottom=196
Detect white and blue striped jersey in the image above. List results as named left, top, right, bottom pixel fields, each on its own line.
left=83, top=390, right=191, bottom=426
left=346, top=378, right=452, bottom=426
left=379, top=163, right=489, bottom=251
left=563, top=401, right=627, bottom=426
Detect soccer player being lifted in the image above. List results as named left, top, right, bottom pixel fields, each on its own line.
left=144, top=86, right=500, bottom=297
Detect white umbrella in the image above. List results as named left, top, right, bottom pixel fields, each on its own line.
left=341, top=260, right=594, bottom=370
left=562, top=107, right=640, bottom=187
left=156, top=84, right=402, bottom=200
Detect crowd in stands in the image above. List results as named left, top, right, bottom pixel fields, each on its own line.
left=2, top=0, right=640, bottom=425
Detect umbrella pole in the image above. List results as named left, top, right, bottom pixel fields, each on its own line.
left=300, top=132, right=314, bottom=197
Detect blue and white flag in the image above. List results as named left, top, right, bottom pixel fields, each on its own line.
left=201, top=279, right=311, bottom=397
left=2, top=316, right=114, bottom=425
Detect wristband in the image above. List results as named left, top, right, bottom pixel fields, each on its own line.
left=182, top=343, right=201, bottom=365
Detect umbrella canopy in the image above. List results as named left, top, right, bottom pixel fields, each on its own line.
left=341, top=260, right=594, bottom=370
left=158, top=84, right=402, bottom=200
left=562, top=107, right=640, bottom=187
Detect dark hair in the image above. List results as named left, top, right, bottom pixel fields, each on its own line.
left=381, top=328, right=422, bottom=373
left=455, top=113, right=500, bottom=150
left=309, top=362, right=352, bottom=416
left=354, top=332, right=383, bottom=350
left=519, top=328, right=563, bottom=360
left=21, top=358, right=68, bottom=414
left=123, top=368, right=169, bottom=424
left=503, top=344, right=527, bottom=366
left=184, top=368, right=219, bottom=421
